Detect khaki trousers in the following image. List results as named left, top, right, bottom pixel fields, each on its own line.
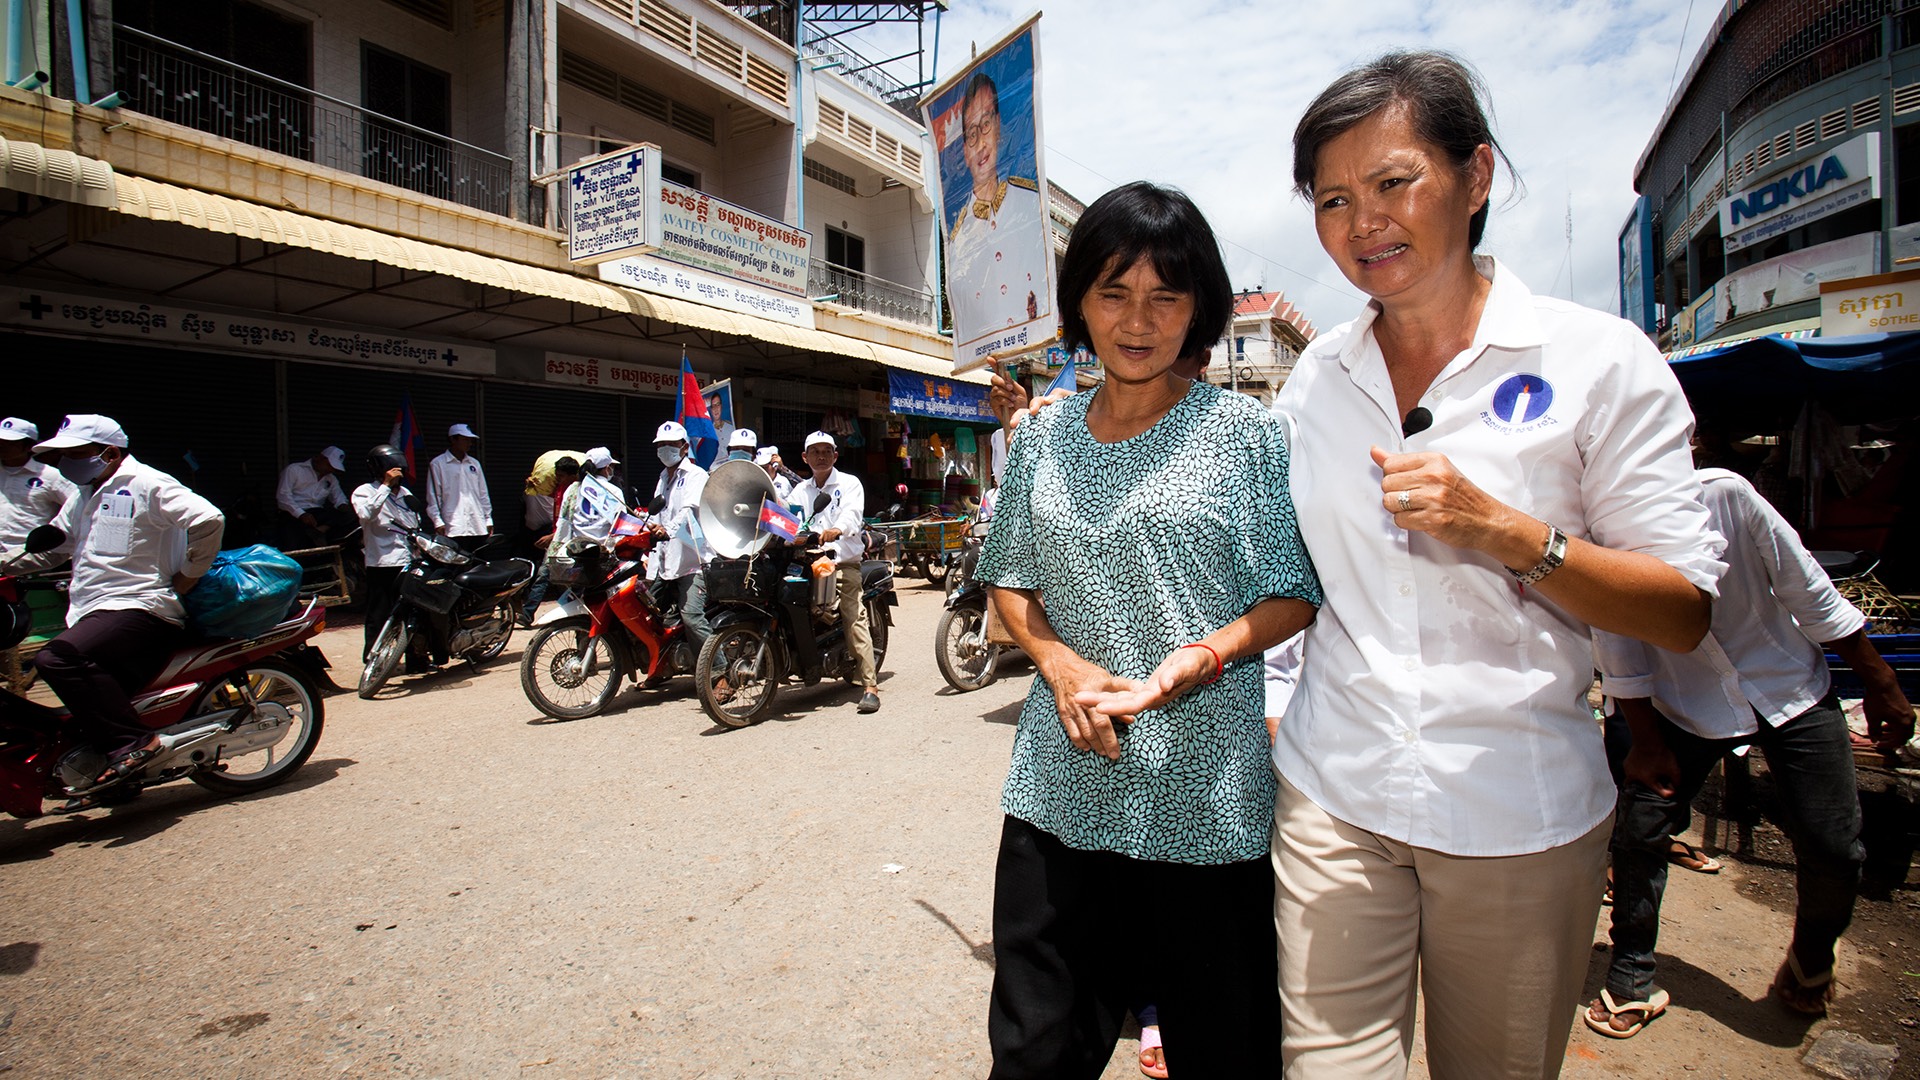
left=836, top=562, right=878, bottom=687
left=1272, top=773, right=1607, bottom=1080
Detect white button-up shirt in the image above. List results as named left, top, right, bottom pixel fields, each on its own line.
left=1270, top=258, right=1726, bottom=857
left=275, top=459, right=347, bottom=517
left=353, top=481, right=422, bottom=568
left=791, top=468, right=866, bottom=564
left=0, top=459, right=81, bottom=573
left=68, top=455, right=225, bottom=627
left=425, top=450, right=493, bottom=537
left=651, top=462, right=710, bottom=580
left=1595, top=468, right=1862, bottom=740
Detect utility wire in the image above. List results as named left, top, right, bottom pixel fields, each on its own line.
left=1668, top=0, right=1698, bottom=104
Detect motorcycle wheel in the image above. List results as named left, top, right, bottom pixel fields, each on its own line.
left=189, top=660, right=326, bottom=795
left=697, top=623, right=783, bottom=728
left=934, top=602, right=999, bottom=692
left=357, top=615, right=408, bottom=699
left=470, top=601, right=516, bottom=663
left=925, top=560, right=948, bottom=588
left=519, top=619, right=626, bottom=720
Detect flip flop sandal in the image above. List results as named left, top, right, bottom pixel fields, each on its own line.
left=1667, top=841, right=1722, bottom=873
left=1771, top=952, right=1835, bottom=1016
left=1583, top=988, right=1670, bottom=1039
left=1137, top=1025, right=1167, bottom=1080
left=91, top=745, right=159, bottom=788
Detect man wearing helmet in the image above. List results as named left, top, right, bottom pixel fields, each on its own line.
left=649, top=421, right=711, bottom=651
left=352, top=444, right=423, bottom=662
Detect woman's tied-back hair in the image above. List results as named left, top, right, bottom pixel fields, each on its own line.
left=1056, top=180, right=1232, bottom=361
left=1291, top=50, right=1520, bottom=249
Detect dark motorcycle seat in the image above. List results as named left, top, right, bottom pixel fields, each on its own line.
left=455, top=559, right=530, bottom=595
left=860, top=560, right=892, bottom=589
left=1812, top=550, right=1873, bottom=580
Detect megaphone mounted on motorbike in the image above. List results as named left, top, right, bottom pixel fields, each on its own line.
left=699, top=459, right=780, bottom=559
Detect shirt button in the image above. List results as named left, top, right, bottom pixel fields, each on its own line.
left=1401, top=729, right=1417, bottom=743
left=1403, top=658, right=1417, bottom=672
left=1398, top=583, right=1412, bottom=596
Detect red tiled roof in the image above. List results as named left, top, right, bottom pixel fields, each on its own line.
left=1233, top=291, right=1281, bottom=316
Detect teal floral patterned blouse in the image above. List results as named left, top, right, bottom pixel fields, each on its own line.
left=976, top=380, right=1321, bottom=865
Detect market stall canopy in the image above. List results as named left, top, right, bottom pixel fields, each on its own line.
left=1666, top=329, right=1920, bottom=425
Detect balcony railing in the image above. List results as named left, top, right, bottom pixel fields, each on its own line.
left=112, top=25, right=513, bottom=217
left=808, top=259, right=935, bottom=327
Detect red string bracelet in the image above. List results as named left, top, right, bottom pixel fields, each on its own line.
left=1179, top=642, right=1224, bottom=684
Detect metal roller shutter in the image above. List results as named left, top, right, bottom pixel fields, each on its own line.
left=482, top=382, right=623, bottom=534
left=6, top=332, right=277, bottom=523
left=284, top=361, right=478, bottom=491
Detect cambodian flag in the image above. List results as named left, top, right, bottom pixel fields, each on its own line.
left=1043, top=350, right=1078, bottom=397
left=389, top=393, right=425, bottom=477
left=758, top=497, right=800, bottom=542
left=675, top=354, right=721, bottom=469
left=610, top=512, right=648, bottom=538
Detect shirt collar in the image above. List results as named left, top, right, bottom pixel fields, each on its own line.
left=1335, top=255, right=1548, bottom=373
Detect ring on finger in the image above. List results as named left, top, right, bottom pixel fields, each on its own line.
left=1397, top=490, right=1412, bottom=512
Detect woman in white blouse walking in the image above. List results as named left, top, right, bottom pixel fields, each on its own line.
left=1270, top=52, right=1727, bottom=1079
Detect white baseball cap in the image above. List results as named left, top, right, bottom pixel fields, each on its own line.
left=728, top=427, right=758, bottom=449
left=585, top=446, right=619, bottom=469
left=320, top=446, right=346, bottom=471
left=35, top=413, right=128, bottom=451
left=0, top=417, right=37, bottom=442
left=653, top=421, right=688, bottom=444
left=448, top=423, right=478, bottom=439
left=753, top=446, right=777, bottom=466
left=803, top=431, right=836, bottom=450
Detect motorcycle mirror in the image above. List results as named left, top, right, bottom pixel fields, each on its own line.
left=22, top=524, right=65, bottom=554
left=647, top=495, right=667, bottom=514
left=811, top=492, right=831, bottom=514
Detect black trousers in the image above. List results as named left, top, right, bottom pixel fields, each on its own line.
left=987, top=815, right=1281, bottom=1079
left=363, top=565, right=403, bottom=660
left=36, top=608, right=183, bottom=744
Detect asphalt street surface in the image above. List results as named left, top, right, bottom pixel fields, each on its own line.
left=2, top=582, right=1914, bottom=1078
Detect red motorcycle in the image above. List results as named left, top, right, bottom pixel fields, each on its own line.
left=0, top=527, right=329, bottom=819
left=518, top=523, right=694, bottom=720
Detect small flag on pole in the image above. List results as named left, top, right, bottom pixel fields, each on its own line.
left=758, top=497, right=801, bottom=542
left=1043, top=350, right=1077, bottom=397
left=675, top=352, right=720, bottom=469
left=610, top=512, right=648, bottom=538
left=390, top=393, right=425, bottom=476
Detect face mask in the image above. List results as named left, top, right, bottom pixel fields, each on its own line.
left=58, top=452, right=110, bottom=484
left=657, top=446, right=685, bottom=467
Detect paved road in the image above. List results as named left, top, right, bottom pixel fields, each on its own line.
left=3, top=582, right=1911, bottom=1078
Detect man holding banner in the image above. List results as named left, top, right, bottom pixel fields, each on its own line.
left=650, top=421, right=711, bottom=651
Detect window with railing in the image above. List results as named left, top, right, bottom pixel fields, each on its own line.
left=111, top=24, right=513, bottom=217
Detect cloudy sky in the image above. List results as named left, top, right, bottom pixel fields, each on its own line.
left=852, top=1, right=1716, bottom=333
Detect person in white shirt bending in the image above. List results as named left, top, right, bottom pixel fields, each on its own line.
left=32, top=414, right=223, bottom=792
left=789, top=431, right=879, bottom=714
left=1587, top=469, right=1914, bottom=1036
left=425, top=423, right=492, bottom=550
left=275, top=445, right=353, bottom=547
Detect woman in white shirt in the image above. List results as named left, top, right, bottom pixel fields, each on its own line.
left=1270, top=52, right=1726, bottom=1079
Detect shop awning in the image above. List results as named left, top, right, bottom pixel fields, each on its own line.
left=0, top=133, right=114, bottom=207
left=1668, top=328, right=1920, bottom=423
left=0, top=134, right=967, bottom=379
left=1663, top=317, right=1823, bottom=362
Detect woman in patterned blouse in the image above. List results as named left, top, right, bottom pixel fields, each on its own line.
left=975, top=180, right=1322, bottom=1078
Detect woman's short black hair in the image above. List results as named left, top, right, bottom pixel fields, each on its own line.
left=1056, top=181, right=1231, bottom=361
left=1291, top=50, right=1518, bottom=249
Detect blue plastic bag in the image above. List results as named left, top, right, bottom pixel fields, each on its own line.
left=183, top=545, right=305, bottom=639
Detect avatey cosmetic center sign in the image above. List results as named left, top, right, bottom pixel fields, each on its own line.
left=566, top=144, right=812, bottom=297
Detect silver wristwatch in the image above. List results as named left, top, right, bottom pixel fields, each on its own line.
left=1509, top=524, right=1568, bottom=586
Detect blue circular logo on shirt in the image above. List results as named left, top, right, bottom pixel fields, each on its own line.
left=1490, top=374, right=1553, bottom=424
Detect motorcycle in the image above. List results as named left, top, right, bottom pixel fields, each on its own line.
left=935, top=521, right=1002, bottom=692
left=357, top=526, right=534, bottom=697
left=693, top=462, right=898, bottom=728
left=0, top=526, right=329, bottom=819
left=518, top=511, right=696, bottom=720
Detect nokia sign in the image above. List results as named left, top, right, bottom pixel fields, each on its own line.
left=1718, top=132, right=1880, bottom=254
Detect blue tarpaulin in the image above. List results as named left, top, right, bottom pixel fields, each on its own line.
left=887, top=369, right=995, bottom=423
left=1667, top=330, right=1920, bottom=423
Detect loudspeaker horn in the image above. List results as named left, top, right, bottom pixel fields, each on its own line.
left=699, top=459, right=780, bottom=558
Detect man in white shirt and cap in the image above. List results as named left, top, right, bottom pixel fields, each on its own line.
left=31, top=414, right=224, bottom=796
left=552, top=447, right=628, bottom=555
left=0, top=416, right=81, bottom=573
left=1588, top=468, right=1915, bottom=1036
left=755, top=446, right=798, bottom=506
left=275, top=445, right=353, bottom=547
left=724, top=427, right=758, bottom=463
left=790, top=431, right=880, bottom=713
left=425, top=423, right=492, bottom=551
left=351, top=443, right=424, bottom=663
left=649, top=422, right=711, bottom=649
